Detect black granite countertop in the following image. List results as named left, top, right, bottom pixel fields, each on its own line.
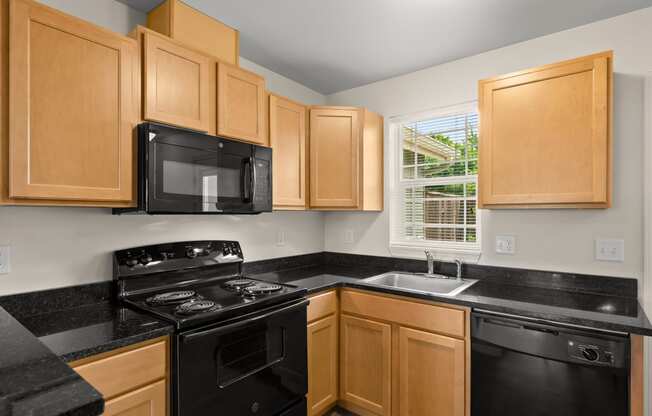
left=250, top=263, right=652, bottom=336
left=0, top=283, right=174, bottom=416
left=0, top=305, right=103, bottom=416
left=0, top=251, right=650, bottom=416
left=17, top=302, right=174, bottom=363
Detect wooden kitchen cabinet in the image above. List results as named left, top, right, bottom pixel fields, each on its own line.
left=147, top=0, right=239, bottom=65
left=307, top=290, right=339, bottom=415
left=308, top=315, right=339, bottom=415
left=217, top=62, right=267, bottom=145
left=103, top=380, right=166, bottom=416
left=309, top=107, right=383, bottom=211
left=142, top=29, right=212, bottom=132
left=5, top=0, right=139, bottom=205
left=478, top=51, right=612, bottom=208
left=339, top=289, right=470, bottom=416
left=398, top=327, right=465, bottom=416
left=70, top=337, right=169, bottom=416
left=339, top=314, right=391, bottom=416
left=269, top=94, right=307, bottom=209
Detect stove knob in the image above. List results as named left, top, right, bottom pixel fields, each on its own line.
left=582, top=348, right=599, bottom=362
left=125, top=257, right=139, bottom=267
left=139, top=253, right=153, bottom=265
left=186, top=248, right=198, bottom=258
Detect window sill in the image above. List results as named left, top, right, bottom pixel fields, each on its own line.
left=389, top=242, right=481, bottom=263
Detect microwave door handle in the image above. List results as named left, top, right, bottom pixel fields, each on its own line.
left=241, top=158, right=251, bottom=203
left=249, top=156, right=256, bottom=203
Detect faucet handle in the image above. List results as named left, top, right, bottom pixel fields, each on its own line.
left=424, top=249, right=433, bottom=259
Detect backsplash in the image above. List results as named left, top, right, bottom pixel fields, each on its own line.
left=0, top=207, right=324, bottom=296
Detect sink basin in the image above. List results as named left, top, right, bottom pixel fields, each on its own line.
left=362, top=272, right=477, bottom=297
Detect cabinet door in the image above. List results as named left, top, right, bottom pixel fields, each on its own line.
left=269, top=95, right=306, bottom=209
left=217, top=62, right=266, bottom=145
left=310, top=108, right=360, bottom=208
left=398, top=327, right=465, bottom=416
left=340, top=314, right=391, bottom=416
left=144, top=32, right=211, bottom=132
left=307, top=315, right=338, bottom=415
left=478, top=52, right=611, bottom=208
left=103, top=380, right=166, bottom=416
left=9, top=0, right=138, bottom=202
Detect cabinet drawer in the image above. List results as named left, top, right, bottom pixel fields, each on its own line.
left=103, top=379, right=166, bottom=416
left=307, top=290, right=338, bottom=323
left=73, top=340, right=167, bottom=399
left=341, top=290, right=465, bottom=338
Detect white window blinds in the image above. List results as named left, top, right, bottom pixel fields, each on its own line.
left=390, top=104, right=480, bottom=253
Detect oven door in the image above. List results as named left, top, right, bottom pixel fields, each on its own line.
left=175, top=300, right=308, bottom=416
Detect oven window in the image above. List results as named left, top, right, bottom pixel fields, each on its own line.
left=216, top=326, right=286, bottom=388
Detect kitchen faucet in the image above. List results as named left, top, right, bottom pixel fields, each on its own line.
left=424, top=250, right=464, bottom=280
left=424, top=250, right=435, bottom=275
left=454, top=259, right=463, bottom=281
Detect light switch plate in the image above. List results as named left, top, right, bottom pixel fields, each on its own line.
left=0, top=246, right=10, bottom=274
left=344, top=230, right=354, bottom=244
left=595, top=239, right=624, bottom=262
left=495, top=235, right=516, bottom=255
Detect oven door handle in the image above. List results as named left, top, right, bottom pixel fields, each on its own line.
left=180, top=299, right=309, bottom=343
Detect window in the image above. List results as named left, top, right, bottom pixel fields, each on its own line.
left=389, top=103, right=480, bottom=257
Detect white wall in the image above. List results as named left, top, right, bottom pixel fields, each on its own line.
left=325, top=7, right=652, bottom=282
left=0, top=0, right=327, bottom=296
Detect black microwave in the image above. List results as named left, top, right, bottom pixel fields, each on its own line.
left=114, top=123, right=272, bottom=215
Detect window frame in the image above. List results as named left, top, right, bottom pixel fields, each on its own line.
left=388, top=102, right=481, bottom=261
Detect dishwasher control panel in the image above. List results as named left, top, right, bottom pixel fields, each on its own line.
left=568, top=341, right=614, bottom=365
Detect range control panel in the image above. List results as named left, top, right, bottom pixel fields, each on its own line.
left=114, top=240, right=243, bottom=278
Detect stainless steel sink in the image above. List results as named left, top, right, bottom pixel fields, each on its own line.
left=362, top=272, right=477, bottom=297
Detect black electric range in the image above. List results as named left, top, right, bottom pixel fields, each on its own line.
left=113, top=241, right=308, bottom=416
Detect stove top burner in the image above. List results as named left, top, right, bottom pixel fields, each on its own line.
left=243, top=282, right=283, bottom=297
left=146, top=290, right=197, bottom=305
left=175, top=300, right=218, bottom=315
left=223, top=278, right=256, bottom=291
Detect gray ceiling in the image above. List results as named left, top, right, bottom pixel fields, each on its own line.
left=118, top=0, right=652, bottom=94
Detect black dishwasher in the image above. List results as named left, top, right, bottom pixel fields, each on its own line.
left=471, top=311, right=630, bottom=416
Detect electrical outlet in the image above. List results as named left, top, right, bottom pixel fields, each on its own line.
left=344, top=230, right=355, bottom=244
left=276, top=230, right=286, bottom=247
left=595, top=239, right=624, bottom=262
left=0, top=246, right=10, bottom=274
left=495, top=235, right=516, bottom=255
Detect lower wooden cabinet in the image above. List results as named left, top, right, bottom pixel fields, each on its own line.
left=307, top=315, right=339, bottom=415
left=398, top=327, right=465, bottom=416
left=339, top=314, right=392, bottom=416
left=336, top=290, right=470, bottom=416
left=103, top=379, right=166, bottom=416
left=70, top=337, right=169, bottom=416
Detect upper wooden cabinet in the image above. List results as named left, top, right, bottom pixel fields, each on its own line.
left=309, top=107, right=383, bottom=211
left=269, top=94, right=307, bottom=209
left=7, top=0, right=138, bottom=204
left=142, top=30, right=212, bottom=132
left=478, top=51, right=612, bottom=208
left=147, top=0, right=239, bottom=65
left=217, top=62, right=267, bottom=145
